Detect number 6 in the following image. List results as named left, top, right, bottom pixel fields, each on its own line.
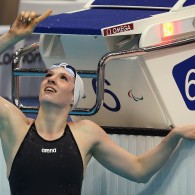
left=185, top=69, right=195, bottom=101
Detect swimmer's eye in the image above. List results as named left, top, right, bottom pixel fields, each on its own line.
left=45, top=73, right=52, bottom=77
left=61, top=75, right=68, bottom=81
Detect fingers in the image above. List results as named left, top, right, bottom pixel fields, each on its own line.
left=18, top=11, right=36, bottom=24
left=35, top=9, right=52, bottom=24
left=18, top=9, right=52, bottom=25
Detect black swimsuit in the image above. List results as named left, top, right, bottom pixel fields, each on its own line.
left=9, top=123, right=83, bottom=195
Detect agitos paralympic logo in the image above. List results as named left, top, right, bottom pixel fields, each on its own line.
left=128, top=90, right=143, bottom=102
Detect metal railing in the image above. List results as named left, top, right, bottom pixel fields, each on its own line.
left=12, top=34, right=195, bottom=115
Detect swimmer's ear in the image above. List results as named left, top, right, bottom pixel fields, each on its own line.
left=70, top=96, right=74, bottom=108
left=70, top=100, right=74, bottom=107
left=70, top=102, right=74, bottom=111
left=71, top=88, right=74, bottom=103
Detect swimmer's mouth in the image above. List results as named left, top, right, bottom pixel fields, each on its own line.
left=44, top=87, right=56, bottom=93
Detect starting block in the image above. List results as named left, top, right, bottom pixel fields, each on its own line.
left=12, top=0, right=195, bottom=130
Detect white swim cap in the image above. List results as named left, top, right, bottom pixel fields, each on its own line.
left=50, top=63, right=85, bottom=110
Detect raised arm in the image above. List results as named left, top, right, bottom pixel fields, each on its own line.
left=0, top=9, right=52, bottom=54
left=90, top=121, right=195, bottom=183
left=0, top=9, right=52, bottom=127
left=0, top=9, right=52, bottom=135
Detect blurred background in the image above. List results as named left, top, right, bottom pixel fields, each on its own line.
left=0, top=0, right=89, bottom=25
left=0, top=0, right=19, bottom=25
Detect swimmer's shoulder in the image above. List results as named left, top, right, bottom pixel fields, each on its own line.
left=68, top=119, right=100, bottom=129
left=68, top=119, right=107, bottom=137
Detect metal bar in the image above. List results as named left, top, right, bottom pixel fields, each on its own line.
left=95, top=35, right=195, bottom=117
left=13, top=68, right=97, bottom=78
left=12, top=43, right=40, bottom=107
left=12, top=45, right=98, bottom=114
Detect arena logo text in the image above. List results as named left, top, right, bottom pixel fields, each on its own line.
left=41, top=148, right=57, bottom=153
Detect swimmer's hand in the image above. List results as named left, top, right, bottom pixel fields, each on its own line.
left=9, top=9, right=52, bottom=40
left=172, top=124, right=195, bottom=140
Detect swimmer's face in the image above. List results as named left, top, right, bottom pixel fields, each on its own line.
left=39, top=67, right=75, bottom=109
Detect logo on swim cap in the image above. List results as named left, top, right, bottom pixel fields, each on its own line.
left=50, top=63, right=76, bottom=78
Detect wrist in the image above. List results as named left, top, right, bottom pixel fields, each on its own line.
left=6, top=30, right=21, bottom=42
left=169, top=127, right=182, bottom=140
left=0, top=31, right=22, bottom=54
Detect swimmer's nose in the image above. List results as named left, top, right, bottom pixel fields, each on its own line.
left=47, top=78, right=56, bottom=85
